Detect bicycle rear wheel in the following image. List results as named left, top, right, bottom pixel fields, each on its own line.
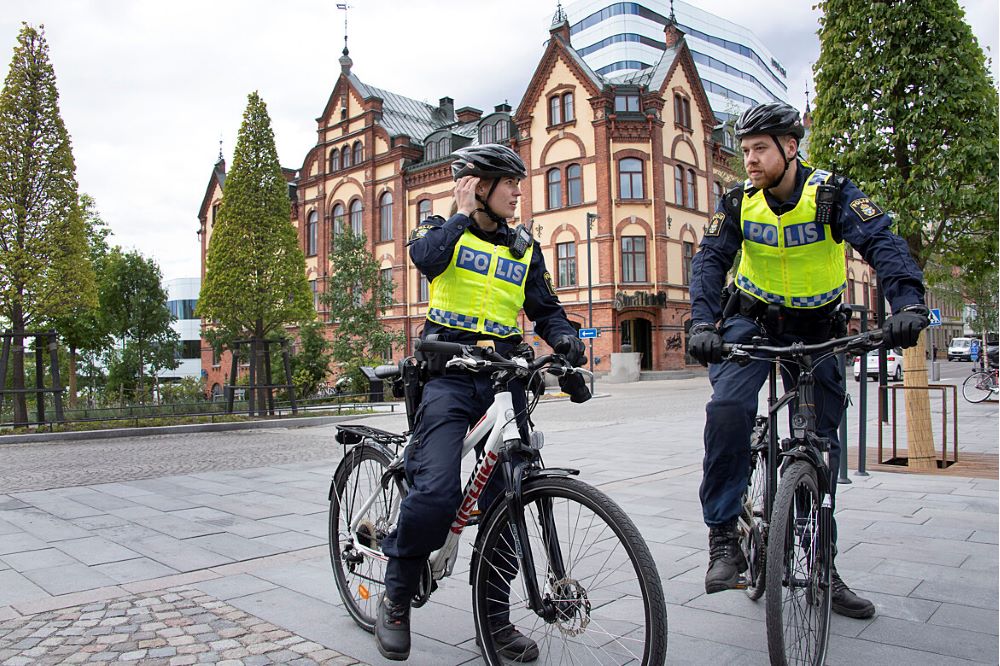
left=471, top=476, right=667, bottom=665
left=765, top=461, right=830, bottom=666
left=328, top=444, right=404, bottom=632
left=741, top=444, right=768, bottom=601
left=962, top=371, right=993, bottom=403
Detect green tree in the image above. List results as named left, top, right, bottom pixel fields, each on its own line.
left=51, top=194, right=111, bottom=406
left=198, top=91, right=313, bottom=412
left=289, top=320, right=332, bottom=399
left=323, top=228, right=403, bottom=391
left=0, top=24, right=94, bottom=424
left=810, top=0, right=999, bottom=276
left=99, top=249, right=179, bottom=404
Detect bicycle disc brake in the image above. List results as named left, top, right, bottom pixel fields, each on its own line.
left=549, top=578, right=591, bottom=636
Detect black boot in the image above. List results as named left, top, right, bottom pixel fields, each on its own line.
left=705, top=523, right=747, bottom=594
left=831, top=569, right=875, bottom=619
left=485, top=624, right=539, bottom=662
left=375, top=594, right=411, bottom=660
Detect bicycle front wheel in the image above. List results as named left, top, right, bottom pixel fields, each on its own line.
left=329, top=443, right=404, bottom=632
left=765, top=461, right=830, bottom=666
left=962, top=371, right=993, bottom=403
left=472, top=476, right=667, bottom=665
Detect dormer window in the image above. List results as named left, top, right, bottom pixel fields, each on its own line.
left=615, top=94, right=640, bottom=113
left=426, top=140, right=437, bottom=161
left=495, top=119, right=509, bottom=142
left=479, top=123, right=494, bottom=144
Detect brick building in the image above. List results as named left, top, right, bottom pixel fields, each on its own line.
left=198, top=10, right=883, bottom=392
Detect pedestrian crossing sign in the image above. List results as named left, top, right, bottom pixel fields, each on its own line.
left=928, top=308, right=941, bottom=327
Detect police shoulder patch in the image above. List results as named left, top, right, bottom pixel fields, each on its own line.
left=849, top=197, right=883, bottom=222
left=409, top=223, right=435, bottom=242
left=706, top=212, right=725, bottom=237
left=543, top=271, right=557, bottom=296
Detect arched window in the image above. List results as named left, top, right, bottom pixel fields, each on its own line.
left=417, top=199, right=432, bottom=222
left=329, top=148, right=340, bottom=172
left=305, top=210, right=318, bottom=256
left=546, top=168, right=562, bottom=209
left=425, top=139, right=437, bottom=161
left=563, top=92, right=574, bottom=122
left=353, top=141, right=363, bottom=165
left=674, top=165, right=684, bottom=204
left=549, top=96, right=562, bottom=126
left=687, top=168, right=698, bottom=210
left=567, top=164, right=582, bottom=206
left=438, top=136, right=450, bottom=156
left=619, top=158, right=644, bottom=199
left=379, top=192, right=393, bottom=241
left=479, top=123, right=494, bottom=144
left=342, top=143, right=352, bottom=168
left=332, top=203, right=345, bottom=237
left=495, top=119, right=509, bottom=142
left=349, top=199, right=363, bottom=236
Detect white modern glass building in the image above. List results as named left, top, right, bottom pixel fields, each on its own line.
left=164, top=277, right=202, bottom=380
left=563, top=0, right=790, bottom=120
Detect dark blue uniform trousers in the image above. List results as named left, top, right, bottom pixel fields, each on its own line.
left=700, top=315, right=846, bottom=533
left=381, top=372, right=527, bottom=612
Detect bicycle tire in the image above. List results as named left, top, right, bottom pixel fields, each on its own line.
left=471, top=476, right=667, bottom=665
left=765, top=461, right=830, bottom=666
left=741, top=447, right=768, bottom=601
left=962, top=371, right=993, bottom=403
left=329, top=443, right=404, bottom=632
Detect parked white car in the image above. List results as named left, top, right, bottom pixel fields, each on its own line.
left=947, top=337, right=974, bottom=362
left=853, top=349, right=903, bottom=381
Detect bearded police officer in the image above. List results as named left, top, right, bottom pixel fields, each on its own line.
left=688, top=103, right=928, bottom=620
left=375, top=144, right=588, bottom=661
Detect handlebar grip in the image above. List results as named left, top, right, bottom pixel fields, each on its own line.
left=373, top=364, right=401, bottom=379
left=414, top=339, right=469, bottom=357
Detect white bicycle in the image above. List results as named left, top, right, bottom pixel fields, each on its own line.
left=328, top=339, right=668, bottom=664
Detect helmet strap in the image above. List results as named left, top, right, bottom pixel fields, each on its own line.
left=762, top=135, right=794, bottom=191
left=474, top=178, right=506, bottom=224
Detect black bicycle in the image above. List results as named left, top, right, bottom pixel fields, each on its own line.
left=723, top=329, right=884, bottom=666
left=328, top=340, right=668, bottom=664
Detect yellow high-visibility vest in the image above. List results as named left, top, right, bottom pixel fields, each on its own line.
left=736, top=169, right=846, bottom=309
left=427, top=229, right=532, bottom=337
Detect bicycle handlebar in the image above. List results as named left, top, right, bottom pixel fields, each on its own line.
left=373, top=364, right=401, bottom=379
left=722, top=329, right=885, bottom=361
left=414, top=338, right=581, bottom=378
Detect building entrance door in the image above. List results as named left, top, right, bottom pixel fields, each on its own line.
left=620, top=318, right=652, bottom=370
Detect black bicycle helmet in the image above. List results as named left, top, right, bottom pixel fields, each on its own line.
left=734, top=103, right=805, bottom=140
left=451, top=144, right=526, bottom=223
left=451, top=144, right=527, bottom=181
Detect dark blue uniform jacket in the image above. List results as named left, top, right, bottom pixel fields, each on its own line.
left=689, top=160, right=925, bottom=326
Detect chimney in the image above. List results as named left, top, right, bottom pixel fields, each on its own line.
left=439, top=96, right=455, bottom=121
left=456, top=106, right=483, bottom=123
left=549, top=3, right=571, bottom=43
left=664, top=21, right=684, bottom=49
left=494, top=102, right=512, bottom=113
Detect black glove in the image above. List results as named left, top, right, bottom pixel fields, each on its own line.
left=558, top=371, right=592, bottom=403
left=688, top=323, right=723, bottom=367
left=883, top=305, right=929, bottom=349
left=554, top=334, right=587, bottom=367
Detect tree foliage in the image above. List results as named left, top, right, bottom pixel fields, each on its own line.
left=198, top=91, right=313, bottom=343
left=99, top=248, right=179, bottom=403
left=810, top=0, right=999, bottom=278
left=289, top=320, right=332, bottom=398
left=323, top=228, right=403, bottom=391
left=0, top=24, right=94, bottom=422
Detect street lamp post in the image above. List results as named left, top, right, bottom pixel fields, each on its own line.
left=586, top=212, right=598, bottom=394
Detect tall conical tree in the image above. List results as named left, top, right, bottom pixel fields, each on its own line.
left=810, top=0, right=999, bottom=469
left=198, top=92, right=313, bottom=412
left=0, top=24, right=95, bottom=424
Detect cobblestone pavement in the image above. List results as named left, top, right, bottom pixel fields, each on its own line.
left=0, top=585, right=367, bottom=666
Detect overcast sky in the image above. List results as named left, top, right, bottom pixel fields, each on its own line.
left=2, top=1, right=997, bottom=282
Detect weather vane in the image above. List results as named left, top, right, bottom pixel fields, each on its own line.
left=336, top=3, right=352, bottom=54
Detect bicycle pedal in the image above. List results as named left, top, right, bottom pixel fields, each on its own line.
left=733, top=577, right=749, bottom=590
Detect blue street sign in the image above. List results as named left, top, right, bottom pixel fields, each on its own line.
left=578, top=328, right=599, bottom=339
left=928, top=308, right=942, bottom=327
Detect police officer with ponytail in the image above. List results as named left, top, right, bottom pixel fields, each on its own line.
left=375, top=144, right=588, bottom=661
left=688, top=103, right=927, bottom=619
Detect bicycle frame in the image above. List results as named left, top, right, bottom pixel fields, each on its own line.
left=345, top=382, right=564, bottom=616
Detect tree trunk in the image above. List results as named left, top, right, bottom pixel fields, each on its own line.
left=11, top=305, right=27, bottom=426
left=255, top=320, right=270, bottom=415
left=903, top=330, right=936, bottom=470
left=68, top=345, right=78, bottom=408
